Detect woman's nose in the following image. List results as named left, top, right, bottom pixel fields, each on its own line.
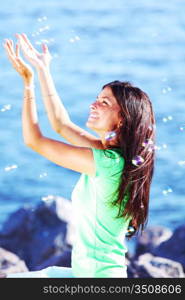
left=90, top=101, right=97, bottom=110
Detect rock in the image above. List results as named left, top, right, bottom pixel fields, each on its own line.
left=135, top=226, right=173, bottom=257
left=34, top=249, right=71, bottom=270
left=128, top=253, right=185, bottom=278
left=0, top=247, right=28, bottom=275
left=153, top=225, right=185, bottom=269
left=1, top=196, right=185, bottom=278
left=0, top=196, right=74, bottom=270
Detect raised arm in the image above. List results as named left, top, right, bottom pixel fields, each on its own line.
left=16, top=34, right=103, bottom=149
left=4, top=39, right=96, bottom=176
left=37, top=67, right=103, bottom=149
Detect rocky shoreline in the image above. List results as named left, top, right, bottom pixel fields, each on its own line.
left=0, top=196, right=184, bottom=278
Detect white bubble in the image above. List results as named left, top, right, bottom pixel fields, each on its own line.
left=178, top=160, right=185, bottom=166
left=154, top=143, right=167, bottom=150
left=40, top=39, right=49, bottom=44
left=163, top=116, right=172, bottom=123
left=162, top=86, right=172, bottom=94
left=162, top=190, right=168, bottom=195
left=1, top=104, right=12, bottom=112
left=41, top=194, right=54, bottom=203
left=162, top=118, right=168, bottom=122
left=148, top=147, right=154, bottom=152
left=38, top=26, right=50, bottom=33
left=35, top=41, right=42, bottom=45
left=75, top=35, right=80, bottom=41
left=4, top=164, right=18, bottom=172
left=105, top=131, right=116, bottom=141
left=44, top=25, right=50, bottom=30
left=4, top=166, right=11, bottom=171
left=39, top=172, right=48, bottom=178
left=162, top=144, right=167, bottom=149
left=154, top=145, right=161, bottom=150
left=179, top=125, right=185, bottom=131
left=162, top=187, right=173, bottom=196
left=69, top=38, right=75, bottom=43
left=132, top=155, right=144, bottom=167
left=37, top=16, right=47, bottom=22
left=142, top=139, right=154, bottom=147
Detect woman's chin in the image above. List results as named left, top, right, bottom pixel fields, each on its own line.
left=86, top=120, right=92, bottom=129
left=86, top=120, right=96, bottom=131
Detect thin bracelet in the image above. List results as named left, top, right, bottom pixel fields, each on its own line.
left=24, top=85, right=35, bottom=90
left=44, top=94, right=55, bottom=97
left=23, top=97, right=35, bottom=100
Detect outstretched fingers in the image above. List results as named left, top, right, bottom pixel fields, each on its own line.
left=17, top=37, right=31, bottom=57
left=15, top=44, right=24, bottom=65
left=20, top=33, right=39, bottom=54
left=4, top=39, right=15, bottom=56
left=4, top=36, right=34, bottom=81
left=4, top=39, right=16, bottom=60
left=42, top=43, right=48, bottom=53
left=3, top=40, right=19, bottom=69
left=15, top=43, right=20, bottom=57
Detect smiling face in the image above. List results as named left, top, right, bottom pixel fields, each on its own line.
left=86, top=87, right=123, bottom=140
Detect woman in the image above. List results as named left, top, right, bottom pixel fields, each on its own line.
left=3, top=34, right=156, bottom=278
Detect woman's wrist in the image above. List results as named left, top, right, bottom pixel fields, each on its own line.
left=23, top=78, right=34, bottom=88
left=24, top=83, right=35, bottom=90
left=36, top=64, right=50, bottom=73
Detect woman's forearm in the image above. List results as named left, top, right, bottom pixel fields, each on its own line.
left=37, top=67, right=71, bottom=132
left=22, top=81, right=42, bottom=147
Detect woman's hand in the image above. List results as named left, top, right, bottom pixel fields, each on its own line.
left=4, top=39, right=34, bottom=85
left=16, top=33, right=52, bottom=71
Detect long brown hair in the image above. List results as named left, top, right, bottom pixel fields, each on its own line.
left=102, top=80, right=156, bottom=238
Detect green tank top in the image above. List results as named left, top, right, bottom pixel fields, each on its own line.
left=71, top=147, right=130, bottom=277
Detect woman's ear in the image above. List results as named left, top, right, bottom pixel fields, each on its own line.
left=118, top=120, right=123, bottom=128
left=117, top=111, right=124, bottom=128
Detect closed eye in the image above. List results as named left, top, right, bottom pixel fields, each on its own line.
left=96, top=97, right=109, bottom=105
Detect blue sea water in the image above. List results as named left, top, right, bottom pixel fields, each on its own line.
left=0, top=0, right=185, bottom=232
